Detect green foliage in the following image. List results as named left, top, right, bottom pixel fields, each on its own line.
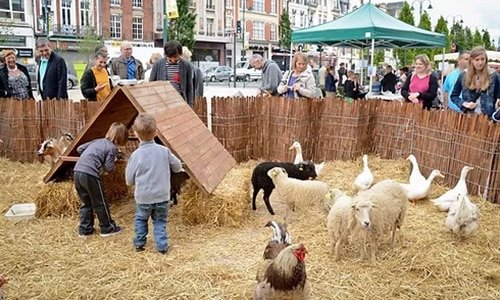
left=482, top=30, right=492, bottom=50
left=167, top=0, right=197, bottom=50
left=418, top=11, right=431, bottom=30
left=433, top=16, right=450, bottom=58
left=472, top=30, right=483, bottom=47
left=78, top=26, right=102, bottom=64
left=449, top=23, right=465, bottom=51
left=279, top=9, right=292, bottom=50
left=464, top=27, right=473, bottom=50
left=394, top=2, right=415, bottom=66
left=374, top=49, right=385, bottom=66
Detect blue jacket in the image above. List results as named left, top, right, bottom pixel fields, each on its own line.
left=325, top=73, right=337, bottom=92
left=451, top=71, right=500, bottom=118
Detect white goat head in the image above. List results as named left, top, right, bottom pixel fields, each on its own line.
left=352, top=198, right=376, bottom=229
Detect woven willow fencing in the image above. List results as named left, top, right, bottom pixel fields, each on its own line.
left=0, top=98, right=498, bottom=202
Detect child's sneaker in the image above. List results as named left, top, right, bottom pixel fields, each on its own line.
left=100, top=226, right=122, bottom=237
left=135, top=246, right=145, bottom=252
left=158, top=248, right=169, bottom=255
left=78, top=229, right=95, bottom=238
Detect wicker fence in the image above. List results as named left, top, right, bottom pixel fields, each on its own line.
left=0, top=98, right=499, bottom=203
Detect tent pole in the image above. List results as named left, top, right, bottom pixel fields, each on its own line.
left=289, top=43, right=294, bottom=72
left=441, top=47, right=445, bottom=107
left=359, top=48, right=364, bottom=86
left=369, top=38, right=375, bottom=94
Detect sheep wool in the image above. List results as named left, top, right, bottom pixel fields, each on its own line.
left=267, top=167, right=330, bottom=212
left=349, top=179, right=408, bottom=263
left=326, top=188, right=353, bottom=261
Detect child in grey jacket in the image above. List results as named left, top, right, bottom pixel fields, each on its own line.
left=74, top=122, right=128, bottom=237
left=125, top=113, right=183, bottom=254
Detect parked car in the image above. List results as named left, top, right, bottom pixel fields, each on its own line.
left=203, top=66, right=234, bottom=82
left=26, top=64, right=79, bottom=90
left=235, top=61, right=261, bottom=81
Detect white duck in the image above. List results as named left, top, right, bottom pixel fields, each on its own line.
left=432, top=166, right=474, bottom=212
left=400, top=169, right=445, bottom=201
left=289, top=141, right=304, bottom=164
left=445, top=194, right=479, bottom=237
left=407, top=154, right=426, bottom=185
left=289, top=140, right=325, bottom=176
left=353, top=154, right=374, bottom=191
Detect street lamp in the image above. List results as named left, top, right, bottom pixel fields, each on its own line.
left=446, top=15, right=463, bottom=26
left=410, top=0, right=432, bottom=18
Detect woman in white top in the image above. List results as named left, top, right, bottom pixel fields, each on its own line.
left=277, top=52, right=317, bottom=99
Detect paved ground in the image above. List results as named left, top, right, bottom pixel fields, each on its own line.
left=67, top=81, right=261, bottom=101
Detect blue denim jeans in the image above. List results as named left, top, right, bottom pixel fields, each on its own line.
left=134, top=201, right=169, bottom=252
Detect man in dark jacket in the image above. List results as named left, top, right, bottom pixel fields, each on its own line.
left=109, top=42, right=145, bottom=80
left=149, top=40, right=194, bottom=107
left=36, top=38, right=68, bottom=100
left=380, top=65, right=398, bottom=93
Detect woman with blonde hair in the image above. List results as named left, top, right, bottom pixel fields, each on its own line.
left=451, top=46, right=500, bottom=118
left=401, top=54, right=439, bottom=110
left=0, top=49, right=33, bottom=99
left=277, top=52, right=317, bottom=98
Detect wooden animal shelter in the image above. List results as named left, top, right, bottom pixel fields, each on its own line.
left=44, top=82, right=236, bottom=194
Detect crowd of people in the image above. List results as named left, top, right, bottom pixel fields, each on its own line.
left=0, top=38, right=499, bottom=121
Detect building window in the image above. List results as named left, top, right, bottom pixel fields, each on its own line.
left=253, top=0, right=264, bottom=13
left=0, top=0, right=25, bottom=21
left=80, top=0, right=90, bottom=27
left=132, top=0, right=142, bottom=7
left=270, top=24, right=276, bottom=41
left=225, top=0, right=232, bottom=9
left=270, top=0, right=276, bottom=14
left=206, top=0, right=214, bottom=10
left=252, top=21, right=264, bottom=40
left=110, top=14, right=121, bottom=38
left=110, top=0, right=120, bottom=6
left=207, top=18, right=214, bottom=36
left=132, top=17, right=143, bottom=40
left=61, top=0, right=71, bottom=25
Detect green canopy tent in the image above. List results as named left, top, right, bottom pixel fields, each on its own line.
left=291, top=2, right=446, bottom=92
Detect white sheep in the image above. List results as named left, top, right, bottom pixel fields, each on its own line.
left=267, top=167, right=330, bottom=212
left=326, top=188, right=353, bottom=260
left=349, top=179, right=408, bottom=263
left=445, top=194, right=479, bottom=237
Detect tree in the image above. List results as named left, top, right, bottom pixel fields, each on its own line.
left=433, top=16, right=449, bottom=57
left=279, top=9, right=292, bottom=50
left=472, top=30, right=483, bottom=47
left=78, top=26, right=102, bottom=64
left=394, top=2, right=415, bottom=66
left=482, top=30, right=492, bottom=50
left=418, top=11, right=431, bottom=30
left=167, top=0, right=197, bottom=50
left=464, top=27, right=473, bottom=50
left=449, top=23, right=465, bottom=51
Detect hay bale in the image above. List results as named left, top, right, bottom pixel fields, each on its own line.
left=101, top=162, right=130, bottom=202
left=180, top=162, right=252, bottom=227
left=35, top=163, right=129, bottom=218
left=35, top=181, right=79, bottom=218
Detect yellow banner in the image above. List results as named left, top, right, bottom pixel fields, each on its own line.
left=167, top=0, right=179, bottom=19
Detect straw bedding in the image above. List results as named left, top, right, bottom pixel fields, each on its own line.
left=0, top=157, right=498, bottom=299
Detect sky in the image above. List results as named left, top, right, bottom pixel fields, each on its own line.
left=352, top=0, right=500, bottom=47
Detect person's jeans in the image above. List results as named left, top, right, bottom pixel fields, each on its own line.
left=134, top=201, right=169, bottom=251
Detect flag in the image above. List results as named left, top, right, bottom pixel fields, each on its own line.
left=167, top=0, right=179, bottom=19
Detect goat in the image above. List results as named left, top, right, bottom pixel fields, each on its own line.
left=37, top=133, right=74, bottom=165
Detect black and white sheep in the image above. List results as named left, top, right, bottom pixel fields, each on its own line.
left=251, top=161, right=317, bottom=215
left=349, top=179, right=408, bottom=263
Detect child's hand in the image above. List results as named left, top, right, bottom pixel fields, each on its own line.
left=463, top=101, right=477, bottom=110
left=0, top=274, right=7, bottom=287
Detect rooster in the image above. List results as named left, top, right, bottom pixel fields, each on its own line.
left=254, top=243, right=309, bottom=300
left=255, top=221, right=309, bottom=300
